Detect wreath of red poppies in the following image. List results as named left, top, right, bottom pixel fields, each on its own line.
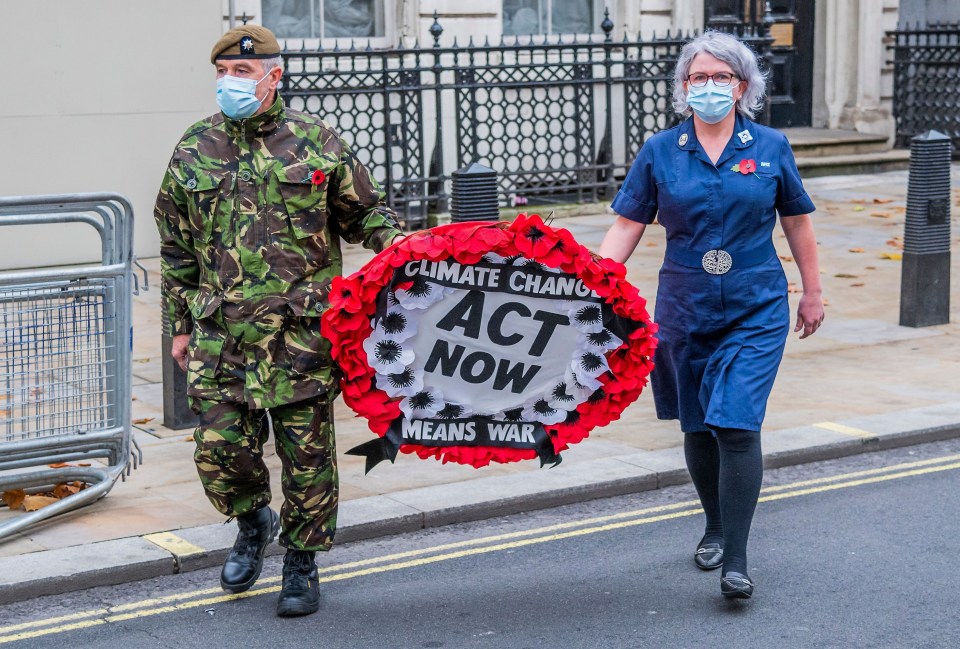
left=322, top=214, right=657, bottom=468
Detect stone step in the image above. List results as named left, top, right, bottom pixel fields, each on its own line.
left=795, top=149, right=912, bottom=178
left=782, top=128, right=891, bottom=157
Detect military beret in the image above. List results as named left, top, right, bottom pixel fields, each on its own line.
left=211, top=25, right=281, bottom=64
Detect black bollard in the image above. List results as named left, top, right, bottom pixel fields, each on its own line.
left=899, top=130, right=952, bottom=328
left=450, top=163, right=499, bottom=222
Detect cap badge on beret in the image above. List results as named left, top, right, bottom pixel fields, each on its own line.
left=240, top=36, right=255, bottom=54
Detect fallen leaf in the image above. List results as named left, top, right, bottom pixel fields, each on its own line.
left=851, top=199, right=866, bottom=204
left=870, top=211, right=891, bottom=218
left=834, top=273, right=858, bottom=278
left=22, top=495, right=59, bottom=512
left=851, top=283, right=865, bottom=287
left=779, top=255, right=794, bottom=262
left=852, top=205, right=866, bottom=212
left=132, top=417, right=155, bottom=426
left=47, top=462, right=73, bottom=469
left=849, top=248, right=865, bottom=253
left=52, top=482, right=86, bottom=499
left=787, top=283, right=802, bottom=294
left=872, top=198, right=893, bottom=204
left=823, top=298, right=831, bottom=306
left=645, top=241, right=658, bottom=247
left=184, top=435, right=195, bottom=442
left=886, top=239, right=904, bottom=250
left=1, top=489, right=26, bottom=509
left=0, top=410, right=9, bottom=417
left=865, top=265, right=877, bottom=270
left=879, top=252, right=903, bottom=261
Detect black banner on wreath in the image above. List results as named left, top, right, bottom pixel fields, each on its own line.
left=346, top=417, right=561, bottom=473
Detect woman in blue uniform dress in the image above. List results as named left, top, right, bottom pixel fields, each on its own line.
left=599, top=31, right=824, bottom=599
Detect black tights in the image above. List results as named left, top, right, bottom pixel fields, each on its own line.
left=683, top=428, right=762, bottom=576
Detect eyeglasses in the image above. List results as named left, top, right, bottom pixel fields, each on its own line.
left=686, top=72, right=740, bottom=87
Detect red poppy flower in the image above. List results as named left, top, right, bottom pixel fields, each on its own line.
left=311, top=169, right=326, bottom=185
left=511, top=214, right=562, bottom=260
left=739, top=159, right=756, bottom=174
left=408, top=234, right=452, bottom=261
left=361, top=252, right=399, bottom=286
left=328, top=276, right=364, bottom=313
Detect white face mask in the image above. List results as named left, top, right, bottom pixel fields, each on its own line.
left=216, top=69, right=272, bottom=120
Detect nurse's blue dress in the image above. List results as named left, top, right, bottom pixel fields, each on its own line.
left=611, top=114, right=815, bottom=433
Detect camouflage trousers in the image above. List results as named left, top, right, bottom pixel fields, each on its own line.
left=192, top=395, right=338, bottom=551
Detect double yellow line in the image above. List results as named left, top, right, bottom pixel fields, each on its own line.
left=2, top=452, right=959, bottom=644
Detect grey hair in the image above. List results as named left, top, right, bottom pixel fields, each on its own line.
left=671, top=31, right=766, bottom=119
left=259, top=55, right=284, bottom=76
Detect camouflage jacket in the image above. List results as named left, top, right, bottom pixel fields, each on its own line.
left=154, top=95, right=402, bottom=409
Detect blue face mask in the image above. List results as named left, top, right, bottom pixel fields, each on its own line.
left=216, top=70, right=271, bottom=120
left=686, top=80, right=737, bottom=124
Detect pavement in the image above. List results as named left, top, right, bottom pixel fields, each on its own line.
left=1, top=167, right=959, bottom=605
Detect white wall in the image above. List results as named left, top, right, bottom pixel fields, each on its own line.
left=0, top=0, right=222, bottom=270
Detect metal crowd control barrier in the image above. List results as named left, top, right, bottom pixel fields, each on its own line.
left=0, top=193, right=145, bottom=541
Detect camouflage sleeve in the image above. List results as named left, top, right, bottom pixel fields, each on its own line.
left=327, top=136, right=403, bottom=252
left=153, top=168, right=197, bottom=336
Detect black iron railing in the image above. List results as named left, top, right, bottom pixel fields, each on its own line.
left=282, top=12, right=770, bottom=229
left=889, top=22, right=960, bottom=154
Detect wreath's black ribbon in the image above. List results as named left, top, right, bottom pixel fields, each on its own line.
left=602, top=301, right=644, bottom=342
left=346, top=417, right=562, bottom=474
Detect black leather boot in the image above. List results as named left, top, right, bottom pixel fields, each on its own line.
left=276, top=549, right=320, bottom=617
left=219, top=507, right=279, bottom=593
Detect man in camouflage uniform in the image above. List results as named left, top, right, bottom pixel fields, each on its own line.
left=153, top=25, right=402, bottom=617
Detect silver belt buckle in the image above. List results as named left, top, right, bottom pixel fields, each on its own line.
left=702, top=249, right=733, bottom=275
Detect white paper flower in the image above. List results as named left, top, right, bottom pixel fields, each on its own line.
left=375, top=308, right=418, bottom=342
left=564, top=366, right=596, bottom=401
left=399, top=386, right=444, bottom=419
left=483, top=252, right=507, bottom=264
left=577, top=327, right=623, bottom=352
left=376, top=366, right=424, bottom=398
left=571, top=350, right=609, bottom=391
left=434, top=401, right=473, bottom=420
left=521, top=395, right=567, bottom=426
left=494, top=406, right=526, bottom=422
left=568, top=303, right=605, bottom=334
left=395, top=277, right=446, bottom=309
left=545, top=378, right=582, bottom=412
left=363, top=331, right=415, bottom=375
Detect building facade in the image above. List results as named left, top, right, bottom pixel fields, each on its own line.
left=235, top=0, right=902, bottom=135
left=0, top=0, right=917, bottom=268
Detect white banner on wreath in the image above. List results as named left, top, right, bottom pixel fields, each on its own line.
left=363, top=254, right=623, bottom=427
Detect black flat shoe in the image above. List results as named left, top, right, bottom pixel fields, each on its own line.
left=694, top=542, right=723, bottom=571
left=720, top=572, right=754, bottom=599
